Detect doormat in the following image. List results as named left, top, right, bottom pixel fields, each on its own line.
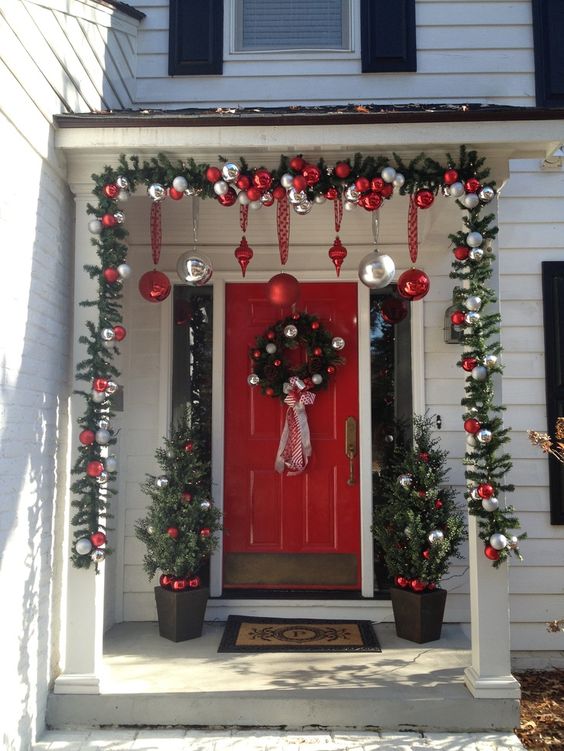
left=217, top=615, right=381, bottom=653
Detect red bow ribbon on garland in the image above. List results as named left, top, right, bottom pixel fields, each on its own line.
left=275, top=377, right=316, bottom=475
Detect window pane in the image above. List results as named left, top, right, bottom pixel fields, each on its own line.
left=236, top=0, right=349, bottom=51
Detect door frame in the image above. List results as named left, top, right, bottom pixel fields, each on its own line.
left=154, top=269, right=424, bottom=600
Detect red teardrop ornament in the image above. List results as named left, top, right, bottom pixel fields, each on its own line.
left=328, top=237, right=347, bottom=277
left=234, top=236, right=254, bottom=277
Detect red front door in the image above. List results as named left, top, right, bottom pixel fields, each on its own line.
left=223, top=282, right=360, bottom=590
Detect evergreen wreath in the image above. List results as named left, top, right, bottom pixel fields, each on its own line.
left=249, top=311, right=344, bottom=401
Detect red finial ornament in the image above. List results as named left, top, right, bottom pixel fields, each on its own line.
left=234, top=236, right=254, bottom=277
left=328, top=237, right=347, bottom=277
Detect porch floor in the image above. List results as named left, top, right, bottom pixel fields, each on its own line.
left=47, top=621, right=520, bottom=732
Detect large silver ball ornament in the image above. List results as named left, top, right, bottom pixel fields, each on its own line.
left=176, top=251, right=213, bottom=285
left=469, top=248, right=484, bottom=262
left=91, top=548, right=106, bottom=563
left=247, top=373, right=260, bottom=386
left=288, top=188, right=307, bottom=205
left=482, top=497, right=499, bottom=512
left=105, top=455, right=118, bottom=473
left=283, top=324, right=298, bottom=338
left=393, top=172, right=406, bottom=189
left=261, top=191, right=274, bottom=205
left=449, top=182, right=465, bottom=198
left=156, top=475, right=169, bottom=488
left=75, top=537, right=93, bottom=556
left=95, top=429, right=111, bottom=445
left=213, top=180, right=229, bottom=196
left=98, top=418, right=111, bottom=430
left=345, top=185, right=360, bottom=203
left=476, top=428, right=493, bottom=444
left=479, top=186, right=495, bottom=203
left=265, top=343, right=277, bottom=354
left=465, top=295, right=482, bottom=311
left=118, top=263, right=131, bottom=279
left=147, top=183, right=166, bottom=202
left=462, top=193, right=480, bottom=210
left=466, top=232, right=483, bottom=248
left=96, top=471, right=109, bottom=484
left=311, top=374, right=323, bottom=385
left=101, top=328, right=115, bottom=341
left=200, top=500, right=211, bottom=511
left=294, top=200, right=313, bottom=215
left=116, top=175, right=130, bottom=190
left=489, top=533, right=507, bottom=550
left=471, top=365, right=488, bottom=382
left=331, top=337, right=345, bottom=350
left=280, top=173, right=294, bottom=189
left=105, top=380, right=119, bottom=395
left=428, top=529, right=445, bottom=544
left=464, top=311, right=480, bottom=325
left=398, top=474, right=413, bottom=489
left=484, top=355, right=498, bottom=369
left=222, top=163, right=240, bottom=183
left=172, top=175, right=188, bottom=192
left=381, top=167, right=396, bottom=183
left=88, top=219, right=103, bottom=234
left=358, top=250, right=396, bottom=289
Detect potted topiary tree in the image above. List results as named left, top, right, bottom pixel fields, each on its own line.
left=373, top=414, right=465, bottom=643
left=135, top=411, right=221, bottom=642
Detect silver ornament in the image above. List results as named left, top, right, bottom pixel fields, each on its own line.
left=95, top=429, right=111, bottom=445
left=471, top=365, right=488, bottom=382
left=147, top=525, right=154, bottom=534
left=96, top=471, right=109, bottom=484
left=147, top=183, right=166, bottom=201
left=172, top=175, right=188, bottom=192
left=105, top=380, right=119, bottom=395
left=91, top=390, right=106, bottom=404
left=284, top=324, right=298, bottom=338
left=466, top=231, right=483, bottom=248
left=507, top=535, right=519, bottom=549
left=288, top=188, right=307, bottom=205
left=428, top=529, right=444, bottom=544
left=294, top=201, right=313, bottom=215
left=331, top=337, right=345, bottom=350
left=465, top=295, right=482, bottom=311
left=314, top=193, right=326, bottom=204
left=117, top=263, right=131, bottom=279
left=280, top=173, right=294, bottom=189
left=114, top=211, right=125, bottom=224
left=464, top=311, right=480, bottom=325
left=116, top=175, right=129, bottom=190
left=88, top=219, right=103, bottom=234
left=384, top=434, right=394, bottom=443
left=166, top=449, right=175, bottom=459
left=105, top=455, right=118, bottom=473
left=91, top=548, right=106, bottom=563
left=265, top=343, right=277, bottom=354
left=200, top=500, right=211, bottom=511
left=261, top=191, right=274, bottom=205
left=222, top=163, right=240, bottom=182
left=484, top=355, right=498, bottom=369
left=345, top=185, right=360, bottom=203
left=176, top=251, right=213, bottom=285
left=249, top=201, right=262, bottom=211
left=311, top=374, right=323, bottom=385
left=156, top=476, right=169, bottom=488
left=381, top=166, right=396, bottom=183
left=479, top=186, right=495, bottom=203
left=238, top=191, right=250, bottom=205
left=489, top=533, right=507, bottom=551
left=101, top=328, right=115, bottom=341
left=398, top=474, right=412, bottom=489
left=213, top=180, right=229, bottom=196
left=469, top=248, right=484, bottom=262
left=75, top=537, right=93, bottom=556
left=358, top=250, right=396, bottom=289
left=476, top=428, right=493, bottom=444
left=98, top=418, right=111, bottom=430
left=393, top=172, right=405, bottom=188
left=471, top=488, right=482, bottom=501
left=247, top=373, right=260, bottom=386
left=482, top=497, right=499, bottom=512
left=449, top=181, right=465, bottom=198
left=462, top=193, right=480, bottom=209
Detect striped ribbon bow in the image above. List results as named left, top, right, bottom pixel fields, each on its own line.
left=274, top=377, right=316, bottom=475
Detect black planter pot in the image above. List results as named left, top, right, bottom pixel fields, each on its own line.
left=154, top=586, right=209, bottom=642
left=389, top=586, right=447, bottom=644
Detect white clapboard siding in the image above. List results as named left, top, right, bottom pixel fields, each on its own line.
left=134, top=0, right=535, bottom=108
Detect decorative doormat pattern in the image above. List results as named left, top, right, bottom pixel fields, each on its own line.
left=217, top=615, right=381, bottom=653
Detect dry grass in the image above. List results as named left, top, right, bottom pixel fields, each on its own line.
left=515, top=669, right=564, bottom=749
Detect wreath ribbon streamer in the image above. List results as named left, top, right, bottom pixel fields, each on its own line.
left=275, top=377, right=316, bottom=475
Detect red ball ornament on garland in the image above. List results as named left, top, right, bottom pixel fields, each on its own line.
left=169, top=187, right=184, bottom=200
left=167, top=527, right=180, bottom=540
left=477, top=483, right=495, bottom=499
left=395, top=576, right=410, bottom=588
left=355, top=176, right=370, bottom=192
left=79, top=429, right=96, bottom=445
left=381, top=183, right=394, bottom=199
left=325, top=187, right=338, bottom=200
left=272, top=185, right=286, bottom=200
left=93, top=378, right=109, bottom=392
left=453, top=246, right=470, bottom=261
left=327, top=365, right=336, bottom=374
left=359, top=192, right=383, bottom=211
left=292, top=175, right=307, bottom=192
left=184, top=441, right=194, bottom=453
left=371, top=177, right=385, bottom=193
left=103, top=267, right=120, bottom=283
left=461, top=357, right=478, bottom=372
left=311, top=321, right=320, bottom=330
left=90, top=531, right=107, bottom=547
left=188, top=576, right=201, bottom=589
left=302, top=165, right=321, bottom=185
left=172, top=578, right=188, bottom=591
left=465, top=178, right=481, bottom=194
left=289, top=156, right=306, bottom=172
left=381, top=297, right=408, bottom=325
left=414, top=189, right=434, bottom=209
left=422, top=549, right=431, bottom=559
left=253, top=169, right=272, bottom=191
left=206, top=166, right=221, bottom=183
left=334, top=161, right=351, bottom=179
left=246, top=186, right=261, bottom=202
left=397, top=269, right=430, bottom=301
left=443, top=169, right=459, bottom=185
left=451, top=311, right=466, bottom=326
left=265, top=387, right=275, bottom=397
left=101, top=213, right=117, bottom=228
left=236, top=174, right=251, bottom=191
left=200, top=527, right=211, bottom=538
left=419, top=451, right=430, bottom=462
left=464, top=418, right=481, bottom=434
left=181, top=491, right=192, bottom=504
left=103, top=183, right=120, bottom=199
left=411, top=579, right=426, bottom=592
left=434, top=499, right=443, bottom=509
left=86, top=460, right=104, bottom=478
left=159, top=574, right=174, bottom=589
left=139, top=270, right=171, bottom=303
left=484, top=545, right=500, bottom=561
left=217, top=188, right=237, bottom=207
left=113, top=325, right=126, bottom=341
left=267, top=273, right=300, bottom=307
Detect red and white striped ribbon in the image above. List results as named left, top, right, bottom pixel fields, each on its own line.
left=275, top=377, right=316, bottom=475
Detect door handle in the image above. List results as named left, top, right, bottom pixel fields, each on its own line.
left=345, top=416, right=357, bottom=486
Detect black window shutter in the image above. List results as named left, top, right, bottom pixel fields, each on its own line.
left=169, top=0, right=223, bottom=76
left=360, top=0, right=416, bottom=73
left=532, top=0, right=564, bottom=107
left=542, top=262, right=564, bottom=524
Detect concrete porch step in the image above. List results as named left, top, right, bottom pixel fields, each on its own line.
left=47, top=622, right=520, bottom=732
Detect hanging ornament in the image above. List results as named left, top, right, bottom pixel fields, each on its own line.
left=484, top=354, right=498, bottom=368
left=331, top=337, right=345, bottom=350
left=247, top=373, right=260, bottom=386
left=139, top=270, right=171, bottom=302
left=381, top=166, right=396, bottom=183
left=397, top=269, right=430, bottom=301
left=443, top=169, right=459, bottom=185
left=234, top=237, right=253, bottom=277
left=462, top=193, right=480, bottom=210
left=358, top=212, right=395, bottom=289
left=177, top=252, right=213, bottom=285
left=461, top=357, right=478, bottom=372
left=172, top=175, right=188, bottom=192
left=414, top=189, right=434, bottom=209
left=465, top=295, right=482, bottom=311
left=469, top=248, right=484, bottom=262
left=466, top=231, right=483, bottom=247
left=381, top=297, right=408, bottom=324
left=95, top=429, right=111, bottom=445
left=268, top=273, right=300, bottom=307
left=328, top=237, right=347, bottom=277
left=464, top=311, right=480, bottom=325
left=200, top=528, right=211, bottom=538
left=334, top=161, right=351, bottom=179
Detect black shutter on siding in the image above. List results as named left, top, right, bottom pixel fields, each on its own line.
left=360, top=0, right=416, bottom=73
left=169, top=0, right=223, bottom=76
left=542, top=262, right=564, bottom=524
left=532, top=0, right=564, bottom=107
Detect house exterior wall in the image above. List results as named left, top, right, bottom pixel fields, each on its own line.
left=0, top=2, right=140, bottom=748
left=134, top=0, right=536, bottom=108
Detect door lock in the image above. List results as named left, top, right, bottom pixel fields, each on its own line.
left=345, top=416, right=357, bottom=486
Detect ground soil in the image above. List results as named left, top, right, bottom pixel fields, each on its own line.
left=515, top=669, right=564, bottom=749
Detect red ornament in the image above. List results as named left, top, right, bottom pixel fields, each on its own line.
left=206, top=166, right=221, bottom=183
left=266, top=330, right=276, bottom=340
left=334, top=162, right=351, bottom=179
left=397, top=269, right=430, bottom=301
left=159, top=574, right=174, bottom=589
left=311, top=321, right=320, bottom=330
left=484, top=545, right=500, bottom=561
left=451, top=311, right=466, bottom=326
left=464, top=418, right=481, bottom=434
left=273, top=359, right=282, bottom=367
left=355, top=177, right=370, bottom=192
left=103, top=267, right=120, bottom=283
left=313, top=347, right=322, bottom=356
left=292, top=175, right=307, bottom=192
left=302, top=165, right=321, bottom=185
left=79, top=429, right=96, bottom=445
left=419, top=452, right=430, bottom=462
left=234, top=236, right=254, bottom=277
left=422, top=549, right=431, bottom=559
left=325, top=187, right=338, bottom=200
left=360, top=192, right=383, bottom=211
left=371, top=177, right=385, bottom=193
left=328, top=237, right=347, bottom=277
left=181, top=491, right=192, bottom=504
left=246, top=186, right=261, bottom=202
left=381, top=297, right=408, bottom=324
left=101, top=213, right=117, bottom=228
left=453, top=246, right=470, bottom=261
left=414, top=189, right=434, bottom=209
left=138, top=270, right=171, bottom=303
left=90, top=531, right=107, bottom=547
left=465, top=178, right=481, bottom=194
left=461, top=357, right=478, bottom=372
left=253, top=349, right=261, bottom=359
left=411, top=579, right=426, bottom=592
left=418, top=490, right=427, bottom=498
left=265, top=387, right=274, bottom=397
left=113, top=325, right=126, bottom=341
left=188, top=576, right=201, bottom=589
left=86, top=461, right=104, bottom=478
left=217, top=188, right=237, bottom=206
left=253, top=169, right=272, bottom=191
left=172, top=578, right=188, bottom=591
left=169, top=187, right=184, bottom=200
left=292, top=312, right=301, bottom=320
left=103, top=183, right=120, bottom=199
left=200, top=527, right=211, bottom=538
left=395, top=576, right=410, bottom=588
left=381, top=183, right=394, bottom=199
left=236, top=174, right=251, bottom=191
left=184, top=441, right=193, bottom=453
left=93, top=377, right=109, bottom=392
left=477, top=483, right=495, bottom=499
left=443, top=169, right=459, bottom=185
left=434, top=499, right=443, bottom=509
left=272, top=185, right=286, bottom=200
left=167, top=527, right=179, bottom=540
left=267, top=273, right=300, bottom=307
left=261, top=194, right=274, bottom=207
left=289, top=156, right=306, bottom=172
left=326, top=365, right=336, bottom=374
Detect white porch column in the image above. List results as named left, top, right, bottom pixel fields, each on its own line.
left=54, top=188, right=105, bottom=694
left=464, top=515, right=520, bottom=699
